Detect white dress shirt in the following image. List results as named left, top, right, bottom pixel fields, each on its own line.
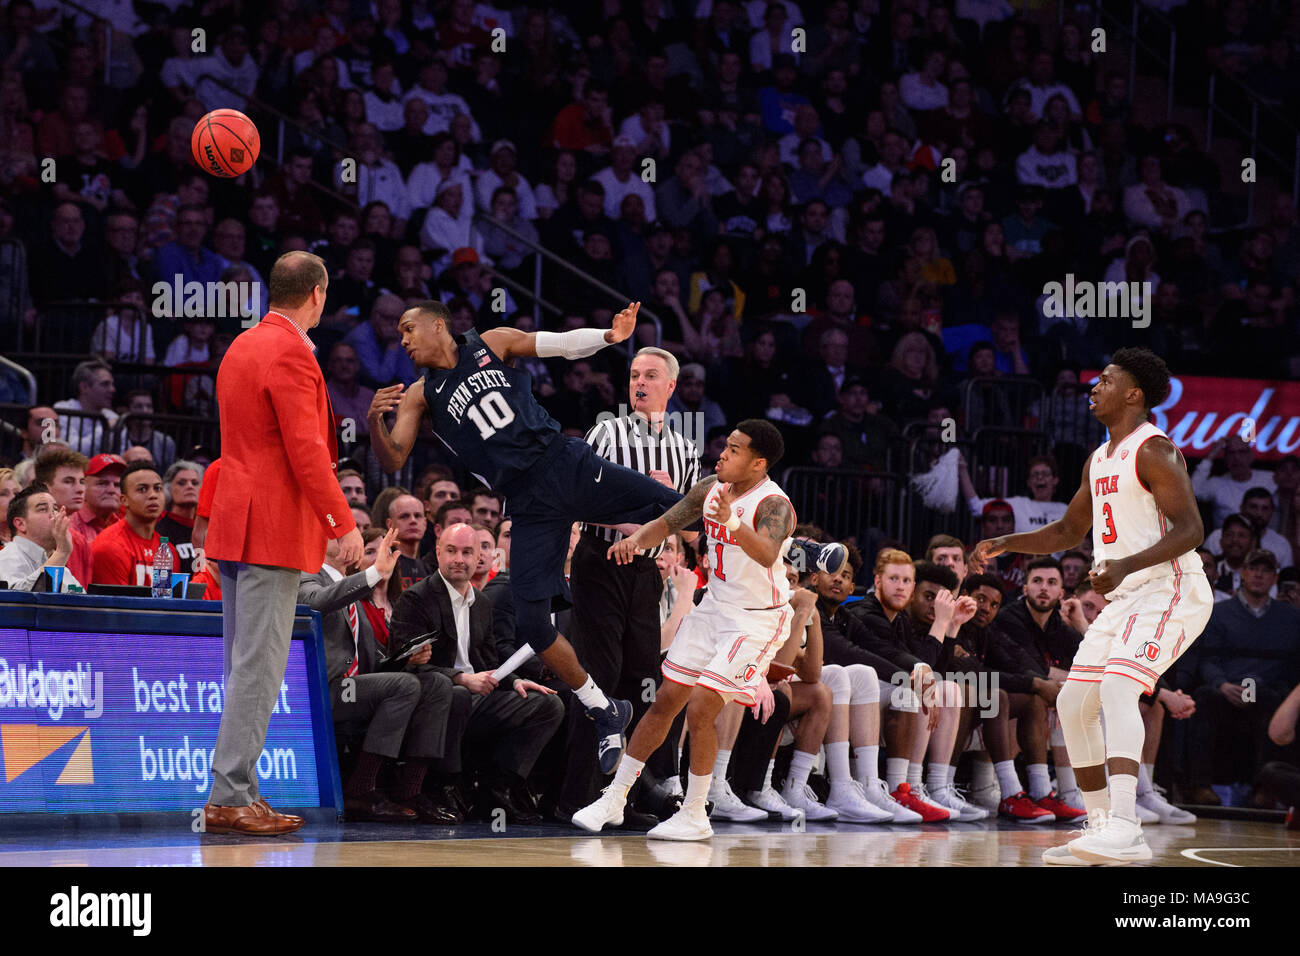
left=439, top=571, right=477, bottom=673
left=0, top=535, right=83, bottom=591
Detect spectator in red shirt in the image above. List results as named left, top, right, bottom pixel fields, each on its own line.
left=68, top=453, right=125, bottom=545
left=91, top=462, right=165, bottom=587
left=550, top=83, right=613, bottom=155
left=438, top=0, right=492, bottom=70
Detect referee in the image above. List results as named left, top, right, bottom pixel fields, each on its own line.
left=555, top=346, right=700, bottom=822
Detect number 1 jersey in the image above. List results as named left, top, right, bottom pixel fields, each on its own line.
left=422, top=328, right=561, bottom=489
left=1089, top=420, right=1205, bottom=599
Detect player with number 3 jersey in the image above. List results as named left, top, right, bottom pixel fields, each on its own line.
left=972, top=348, right=1212, bottom=865
left=368, top=300, right=683, bottom=776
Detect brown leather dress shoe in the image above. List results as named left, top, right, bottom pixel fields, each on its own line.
left=204, top=801, right=304, bottom=835
left=344, top=791, right=419, bottom=823
left=254, top=798, right=305, bottom=826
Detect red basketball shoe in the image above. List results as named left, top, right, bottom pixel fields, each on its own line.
left=890, top=782, right=951, bottom=822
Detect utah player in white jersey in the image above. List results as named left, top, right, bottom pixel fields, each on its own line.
left=571, top=420, right=795, bottom=840
left=972, top=348, right=1212, bottom=864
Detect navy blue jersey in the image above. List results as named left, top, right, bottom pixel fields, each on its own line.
left=422, top=329, right=561, bottom=489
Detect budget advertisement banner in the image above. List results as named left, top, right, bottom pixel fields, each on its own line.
left=0, top=623, right=331, bottom=813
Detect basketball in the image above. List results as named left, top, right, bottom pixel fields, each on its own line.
left=191, top=108, right=260, bottom=178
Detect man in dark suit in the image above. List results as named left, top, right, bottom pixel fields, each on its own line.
left=298, top=526, right=460, bottom=825
left=800, top=328, right=866, bottom=421
left=389, top=523, right=565, bottom=823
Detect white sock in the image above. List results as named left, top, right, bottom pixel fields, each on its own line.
left=907, top=762, right=923, bottom=788
left=762, top=759, right=775, bottom=791
left=575, top=676, right=609, bottom=711
left=885, top=757, right=909, bottom=790
left=854, top=746, right=880, bottom=786
left=1057, top=765, right=1078, bottom=795
left=676, top=746, right=683, bottom=776
left=787, top=750, right=816, bottom=791
left=947, top=764, right=958, bottom=787
left=711, top=749, right=732, bottom=784
left=1027, top=763, right=1052, bottom=800
left=971, top=758, right=996, bottom=792
left=1138, top=763, right=1154, bottom=796
left=925, top=762, right=950, bottom=793
left=610, top=755, right=644, bottom=803
left=1082, top=787, right=1110, bottom=815
left=685, top=772, right=712, bottom=810
left=994, top=759, right=1023, bottom=798
left=1110, top=773, right=1138, bottom=822
left=825, top=741, right=852, bottom=786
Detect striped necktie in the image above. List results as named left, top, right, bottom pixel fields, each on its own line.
left=345, top=603, right=360, bottom=677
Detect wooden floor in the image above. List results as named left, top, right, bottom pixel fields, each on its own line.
left=1, top=818, right=1295, bottom=867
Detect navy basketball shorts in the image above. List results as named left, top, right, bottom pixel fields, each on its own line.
left=502, top=436, right=683, bottom=645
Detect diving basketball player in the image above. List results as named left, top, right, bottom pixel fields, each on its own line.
left=368, top=300, right=681, bottom=773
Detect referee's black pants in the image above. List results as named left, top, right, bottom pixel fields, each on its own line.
left=558, top=534, right=665, bottom=811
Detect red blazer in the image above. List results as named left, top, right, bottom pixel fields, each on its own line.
left=205, top=312, right=355, bottom=572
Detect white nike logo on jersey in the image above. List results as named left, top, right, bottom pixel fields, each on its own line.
left=595, top=467, right=603, bottom=483
left=435, top=380, right=447, bottom=394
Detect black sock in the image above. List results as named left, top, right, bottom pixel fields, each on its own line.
left=395, top=758, right=430, bottom=801
left=345, top=751, right=385, bottom=798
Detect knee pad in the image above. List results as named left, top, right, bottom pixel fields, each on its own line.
left=1057, top=678, right=1101, bottom=726
left=1056, top=678, right=1106, bottom=767
left=821, top=663, right=850, bottom=705
left=844, top=664, right=879, bottom=704
left=1099, top=674, right=1146, bottom=763
left=514, top=595, right=559, bottom=652
left=1099, top=673, right=1144, bottom=713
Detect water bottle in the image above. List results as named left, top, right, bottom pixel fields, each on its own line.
left=152, top=537, right=174, bottom=599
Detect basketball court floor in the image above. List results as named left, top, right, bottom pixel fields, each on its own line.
left=0, top=816, right=1294, bottom=867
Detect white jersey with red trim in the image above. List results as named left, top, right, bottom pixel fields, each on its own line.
left=1089, top=420, right=1205, bottom=599
left=700, top=476, right=794, bottom=609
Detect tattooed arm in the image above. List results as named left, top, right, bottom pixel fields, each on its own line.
left=704, top=483, right=793, bottom=568
left=607, top=475, right=717, bottom=565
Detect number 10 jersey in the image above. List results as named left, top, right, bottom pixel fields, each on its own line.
left=422, top=328, right=561, bottom=490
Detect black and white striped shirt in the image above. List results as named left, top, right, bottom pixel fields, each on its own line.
left=582, top=410, right=700, bottom=558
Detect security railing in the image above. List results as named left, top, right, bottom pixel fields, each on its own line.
left=961, top=375, right=1046, bottom=434
left=472, top=212, right=663, bottom=353
left=782, top=466, right=909, bottom=550
left=41, top=406, right=218, bottom=466
left=0, top=239, right=29, bottom=333
left=1092, top=0, right=1300, bottom=215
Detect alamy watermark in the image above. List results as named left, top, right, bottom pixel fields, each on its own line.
left=1041, top=275, right=1152, bottom=329
left=151, top=274, right=260, bottom=327
left=594, top=406, right=708, bottom=445
left=888, top=668, right=1000, bottom=718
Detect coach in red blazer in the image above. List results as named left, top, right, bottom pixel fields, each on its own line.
left=204, top=251, right=363, bottom=836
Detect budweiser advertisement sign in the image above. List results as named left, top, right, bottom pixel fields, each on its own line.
left=1083, top=372, right=1300, bottom=460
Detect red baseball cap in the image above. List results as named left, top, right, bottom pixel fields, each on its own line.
left=451, top=247, right=479, bottom=267
left=85, top=453, right=127, bottom=476
left=981, top=498, right=1013, bottom=515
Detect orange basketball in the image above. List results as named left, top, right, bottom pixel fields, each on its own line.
left=191, top=108, right=260, bottom=178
